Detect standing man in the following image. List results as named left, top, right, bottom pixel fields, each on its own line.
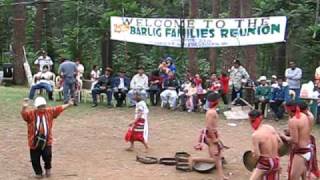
left=113, top=69, right=130, bottom=107
left=285, top=61, right=302, bottom=101
left=34, top=50, right=53, bottom=72
left=91, top=67, right=114, bottom=107
left=127, top=66, right=149, bottom=106
left=160, top=71, right=179, bottom=110
left=248, top=110, right=281, bottom=180
left=229, top=60, right=250, bottom=104
left=58, top=57, right=78, bottom=105
left=21, top=97, right=73, bottom=178
left=191, top=93, right=228, bottom=180
left=280, top=101, right=320, bottom=179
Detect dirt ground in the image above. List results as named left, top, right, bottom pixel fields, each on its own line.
left=1, top=101, right=320, bottom=180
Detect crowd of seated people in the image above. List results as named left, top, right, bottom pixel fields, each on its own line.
left=27, top=52, right=319, bottom=122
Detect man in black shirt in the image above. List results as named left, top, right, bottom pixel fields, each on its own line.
left=160, top=71, right=179, bottom=110
left=91, top=67, right=113, bottom=107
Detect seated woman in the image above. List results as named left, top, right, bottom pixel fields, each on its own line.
left=28, top=65, right=55, bottom=100
left=186, top=82, right=198, bottom=112
left=149, top=70, right=162, bottom=106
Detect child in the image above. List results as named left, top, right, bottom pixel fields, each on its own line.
left=125, top=93, right=149, bottom=152
left=186, top=82, right=198, bottom=112
left=193, top=74, right=204, bottom=94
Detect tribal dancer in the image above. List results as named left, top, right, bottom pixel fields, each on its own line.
left=125, top=93, right=149, bottom=152
left=191, top=93, right=228, bottom=180
left=281, top=101, right=320, bottom=180
left=248, top=110, right=282, bottom=180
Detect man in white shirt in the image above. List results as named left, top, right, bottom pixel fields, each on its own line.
left=127, top=66, right=148, bottom=106
left=28, top=65, right=55, bottom=100
left=34, top=50, right=53, bottom=71
left=285, top=61, right=302, bottom=101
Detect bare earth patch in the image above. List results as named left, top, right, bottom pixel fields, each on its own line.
left=1, top=97, right=320, bottom=179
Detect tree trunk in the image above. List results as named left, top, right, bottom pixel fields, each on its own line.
left=209, top=0, right=220, bottom=73
left=101, top=31, right=112, bottom=69
left=241, top=0, right=257, bottom=79
left=222, top=0, right=240, bottom=71
left=34, top=0, right=47, bottom=51
left=12, top=0, right=27, bottom=85
left=188, top=0, right=199, bottom=75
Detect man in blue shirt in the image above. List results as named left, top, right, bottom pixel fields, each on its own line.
left=270, top=77, right=289, bottom=120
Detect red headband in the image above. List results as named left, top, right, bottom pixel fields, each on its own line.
left=285, top=105, right=301, bottom=119
left=208, top=100, right=219, bottom=109
left=249, top=115, right=262, bottom=130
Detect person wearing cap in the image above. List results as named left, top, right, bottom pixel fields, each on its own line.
left=247, top=110, right=282, bottom=180
left=271, top=75, right=277, bottom=86
left=127, top=66, right=149, bottom=106
left=270, top=77, right=290, bottom=120
left=28, top=65, right=55, bottom=100
left=285, top=61, right=302, bottom=101
left=20, top=97, right=73, bottom=178
left=112, top=69, right=130, bottom=107
left=229, top=60, right=250, bottom=104
left=254, top=76, right=271, bottom=116
left=280, top=101, right=320, bottom=179
left=165, top=57, right=176, bottom=73
left=34, top=50, right=53, bottom=72
left=191, top=93, right=228, bottom=180
left=91, top=67, right=114, bottom=107
left=58, top=57, right=78, bottom=105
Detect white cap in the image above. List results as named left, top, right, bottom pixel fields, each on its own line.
left=34, top=96, right=47, bottom=108
left=258, top=76, right=267, bottom=81
left=271, top=75, right=277, bottom=79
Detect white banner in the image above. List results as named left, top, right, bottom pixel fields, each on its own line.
left=111, top=16, right=287, bottom=48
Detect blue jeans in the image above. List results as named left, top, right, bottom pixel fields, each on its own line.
left=127, top=89, right=147, bottom=106
left=290, top=88, right=300, bottom=102
left=63, top=78, right=76, bottom=104
left=92, top=88, right=113, bottom=105
left=29, top=82, right=53, bottom=99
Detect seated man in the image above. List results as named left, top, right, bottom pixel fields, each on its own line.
left=160, top=71, right=179, bottom=110
left=91, top=67, right=113, bottom=107
left=177, top=78, right=191, bottom=111
left=127, top=66, right=149, bottom=106
left=28, top=65, right=55, bottom=100
left=269, top=77, right=289, bottom=120
left=113, top=69, right=130, bottom=107
left=254, top=76, right=271, bottom=116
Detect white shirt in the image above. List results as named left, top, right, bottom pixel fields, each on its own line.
left=34, top=55, right=53, bottom=71
left=118, top=77, right=125, bottom=89
left=130, top=74, right=148, bottom=90
left=33, top=71, right=55, bottom=86
left=90, top=70, right=99, bottom=81
left=135, top=100, right=149, bottom=120
left=77, top=64, right=85, bottom=78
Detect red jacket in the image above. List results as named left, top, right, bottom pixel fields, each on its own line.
left=21, top=106, right=64, bottom=149
left=220, top=76, right=230, bottom=94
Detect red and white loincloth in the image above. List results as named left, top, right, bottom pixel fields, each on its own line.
left=125, top=118, right=147, bottom=143
left=288, top=135, right=320, bottom=180
left=256, top=156, right=280, bottom=180
left=194, top=128, right=223, bottom=156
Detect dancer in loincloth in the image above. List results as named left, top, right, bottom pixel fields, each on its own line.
left=191, top=92, right=228, bottom=180
left=280, top=101, right=320, bottom=180
left=248, top=110, right=282, bottom=180
left=125, top=93, right=149, bottom=152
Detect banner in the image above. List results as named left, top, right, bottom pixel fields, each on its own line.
left=111, top=16, right=287, bottom=48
